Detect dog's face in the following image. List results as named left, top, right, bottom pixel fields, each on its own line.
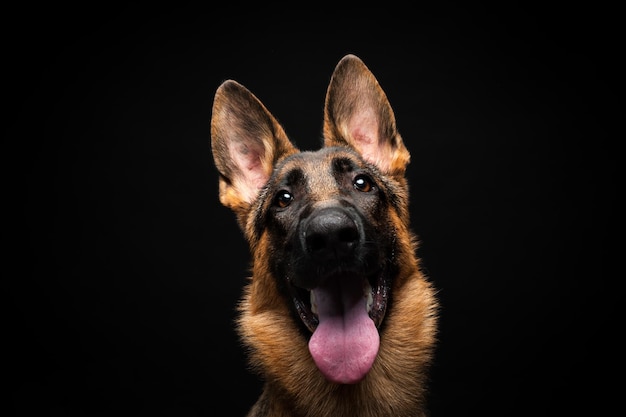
left=254, top=145, right=407, bottom=383
left=258, top=146, right=403, bottom=327
left=211, top=55, right=421, bottom=387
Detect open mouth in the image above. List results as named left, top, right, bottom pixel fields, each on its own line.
left=290, top=270, right=389, bottom=333
left=289, top=269, right=389, bottom=384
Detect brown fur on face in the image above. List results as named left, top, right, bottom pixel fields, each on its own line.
left=210, top=54, right=438, bottom=417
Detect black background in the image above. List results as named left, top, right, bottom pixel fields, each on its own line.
left=9, top=3, right=617, bottom=416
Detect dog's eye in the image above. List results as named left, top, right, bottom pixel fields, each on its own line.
left=275, top=190, right=294, bottom=208
left=354, top=174, right=373, bottom=192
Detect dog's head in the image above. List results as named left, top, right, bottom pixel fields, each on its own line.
left=211, top=55, right=414, bottom=385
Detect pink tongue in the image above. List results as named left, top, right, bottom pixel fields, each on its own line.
left=308, top=277, right=380, bottom=384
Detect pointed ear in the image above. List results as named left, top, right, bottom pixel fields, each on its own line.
left=211, top=80, right=298, bottom=221
left=323, top=55, right=410, bottom=178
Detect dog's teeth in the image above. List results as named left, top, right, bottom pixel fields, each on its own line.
left=364, top=281, right=373, bottom=312
left=310, top=291, right=317, bottom=315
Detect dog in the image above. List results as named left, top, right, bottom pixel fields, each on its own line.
left=210, top=54, right=438, bottom=417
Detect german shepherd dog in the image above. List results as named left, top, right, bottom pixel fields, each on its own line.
left=210, top=54, right=438, bottom=417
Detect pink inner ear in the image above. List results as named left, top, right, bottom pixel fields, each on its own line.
left=347, top=110, right=382, bottom=165
left=231, top=141, right=269, bottom=203
left=348, top=109, right=379, bottom=143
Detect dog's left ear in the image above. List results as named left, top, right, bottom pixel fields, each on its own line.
left=323, top=55, right=410, bottom=178
left=211, top=80, right=298, bottom=226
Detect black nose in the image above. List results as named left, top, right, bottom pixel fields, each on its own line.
left=304, top=207, right=359, bottom=262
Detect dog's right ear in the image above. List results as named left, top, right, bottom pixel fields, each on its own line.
left=211, top=80, right=298, bottom=225
left=323, top=55, right=410, bottom=180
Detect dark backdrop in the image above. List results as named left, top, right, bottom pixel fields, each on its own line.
left=9, top=3, right=617, bottom=416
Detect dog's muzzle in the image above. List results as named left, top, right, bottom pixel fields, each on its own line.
left=293, top=206, right=364, bottom=290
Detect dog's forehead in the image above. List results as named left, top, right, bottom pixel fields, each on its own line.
left=275, top=147, right=364, bottom=181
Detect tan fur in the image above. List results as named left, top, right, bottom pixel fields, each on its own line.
left=210, top=54, right=438, bottom=417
